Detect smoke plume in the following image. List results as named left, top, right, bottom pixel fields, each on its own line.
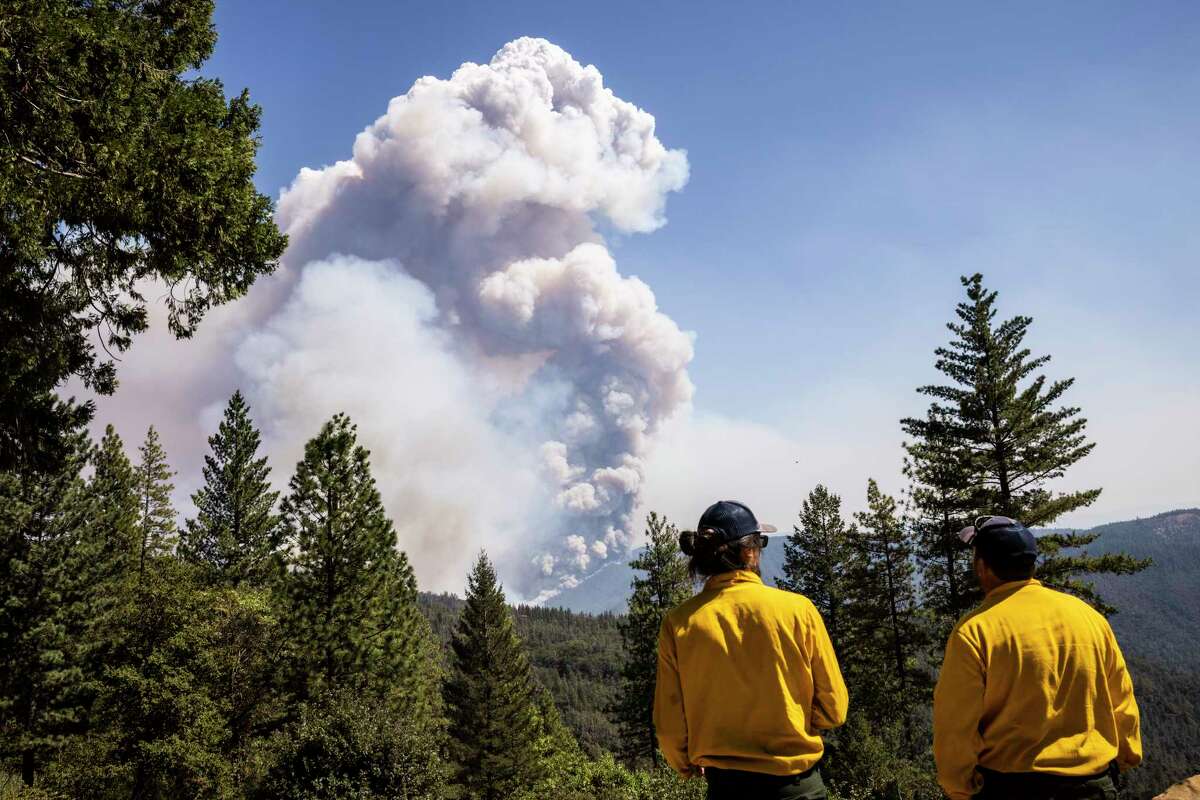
left=97, top=38, right=693, bottom=598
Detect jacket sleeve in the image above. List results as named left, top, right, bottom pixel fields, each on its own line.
left=653, top=616, right=691, bottom=776
left=933, top=630, right=986, bottom=800
left=807, top=608, right=848, bottom=729
left=1104, top=623, right=1143, bottom=770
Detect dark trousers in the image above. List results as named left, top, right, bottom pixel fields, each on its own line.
left=974, top=766, right=1119, bottom=800
left=705, top=764, right=826, bottom=800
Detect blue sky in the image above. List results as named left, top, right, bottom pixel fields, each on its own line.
left=196, top=1, right=1200, bottom=530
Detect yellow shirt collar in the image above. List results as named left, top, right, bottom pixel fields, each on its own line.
left=983, top=578, right=1041, bottom=602
left=703, top=569, right=763, bottom=592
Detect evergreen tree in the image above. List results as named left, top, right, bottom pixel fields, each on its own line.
left=616, top=512, right=692, bottom=765
left=277, top=413, right=431, bottom=702
left=181, top=390, right=282, bottom=588
left=0, top=0, right=286, bottom=471
left=0, top=428, right=93, bottom=785
left=445, top=552, right=543, bottom=800
left=901, top=274, right=1148, bottom=612
left=88, top=426, right=142, bottom=575
left=903, top=410, right=980, bottom=639
left=778, top=485, right=856, bottom=646
left=51, top=557, right=235, bottom=800
left=134, top=426, right=177, bottom=571
left=849, top=480, right=926, bottom=752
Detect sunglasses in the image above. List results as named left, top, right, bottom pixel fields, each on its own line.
left=956, top=516, right=993, bottom=546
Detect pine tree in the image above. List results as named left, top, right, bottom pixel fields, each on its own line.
left=849, top=480, right=926, bottom=752
left=59, top=558, right=234, bottom=799
left=0, top=427, right=94, bottom=785
left=277, top=413, right=431, bottom=701
left=445, top=552, right=544, bottom=800
left=181, top=390, right=282, bottom=588
left=778, top=485, right=856, bottom=646
left=901, top=273, right=1148, bottom=612
left=134, top=426, right=177, bottom=571
left=903, top=410, right=980, bottom=639
left=617, top=512, right=692, bottom=765
left=75, top=426, right=143, bottom=720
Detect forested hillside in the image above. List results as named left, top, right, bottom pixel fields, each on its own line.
left=420, top=593, right=624, bottom=757
left=1086, top=510, right=1200, bottom=799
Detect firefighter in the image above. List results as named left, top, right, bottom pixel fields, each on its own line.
left=934, top=515, right=1142, bottom=799
left=654, top=500, right=848, bottom=800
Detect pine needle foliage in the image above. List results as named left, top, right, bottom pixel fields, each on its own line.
left=0, top=429, right=93, bottom=785
left=849, top=480, right=927, bottom=753
left=903, top=410, right=980, bottom=639
left=445, top=552, right=544, bottom=800
left=901, top=274, right=1148, bottom=613
left=617, top=513, right=692, bottom=766
left=0, top=0, right=287, bottom=471
left=276, top=413, right=429, bottom=703
left=181, top=391, right=282, bottom=588
left=134, top=426, right=177, bottom=571
left=778, top=485, right=856, bottom=646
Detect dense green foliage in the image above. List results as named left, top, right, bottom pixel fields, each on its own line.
left=778, top=485, right=855, bottom=645
left=616, top=513, right=691, bottom=765
left=276, top=414, right=433, bottom=706
left=445, top=553, right=544, bottom=799
left=0, top=0, right=286, bottom=472
left=180, top=391, right=281, bottom=588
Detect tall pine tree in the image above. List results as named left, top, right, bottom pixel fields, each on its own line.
left=849, top=480, right=926, bottom=753
left=903, top=410, right=980, bottom=639
left=778, top=485, right=856, bottom=647
left=277, top=413, right=432, bottom=702
left=616, top=512, right=692, bottom=765
left=134, top=426, right=177, bottom=571
left=445, top=552, right=544, bottom=800
left=901, top=273, right=1148, bottom=612
left=181, top=390, right=282, bottom=588
left=0, top=427, right=93, bottom=785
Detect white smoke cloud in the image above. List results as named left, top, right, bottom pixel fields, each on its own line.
left=89, top=37, right=692, bottom=598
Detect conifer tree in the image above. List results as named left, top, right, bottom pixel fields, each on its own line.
left=88, top=426, right=142, bottom=572
left=59, top=558, right=234, bottom=799
left=902, top=274, right=1148, bottom=612
left=75, top=426, right=143, bottom=718
left=903, top=411, right=980, bottom=638
left=277, top=413, right=431, bottom=702
left=617, top=512, right=692, bottom=765
left=849, top=480, right=926, bottom=751
left=181, top=390, right=282, bottom=587
left=134, top=426, right=177, bottom=571
left=0, top=428, right=93, bottom=785
left=445, top=552, right=544, bottom=800
left=778, top=485, right=856, bottom=646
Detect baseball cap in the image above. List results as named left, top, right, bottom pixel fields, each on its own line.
left=696, top=500, right=777, bottom=545
left=958, top=515, right=1038, bottom=566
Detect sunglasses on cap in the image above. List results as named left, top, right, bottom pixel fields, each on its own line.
left=956, top=516, right=993, bottom=546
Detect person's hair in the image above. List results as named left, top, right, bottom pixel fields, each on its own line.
left=976, top=549, right=1037, bottom=582
left=680, top=530, right=764, bottom=580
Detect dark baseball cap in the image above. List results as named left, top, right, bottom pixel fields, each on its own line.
left=697, top=500, right=777, bottom=544
left=958, top=515, right=1038, bottom=566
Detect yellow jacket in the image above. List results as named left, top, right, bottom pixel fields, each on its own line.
left=653, top=570, right=848, bottom=777
left=933, top=579, right=1142, bottom=800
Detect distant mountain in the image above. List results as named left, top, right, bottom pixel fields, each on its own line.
left=1081, top=509, right=1200, bottom=667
